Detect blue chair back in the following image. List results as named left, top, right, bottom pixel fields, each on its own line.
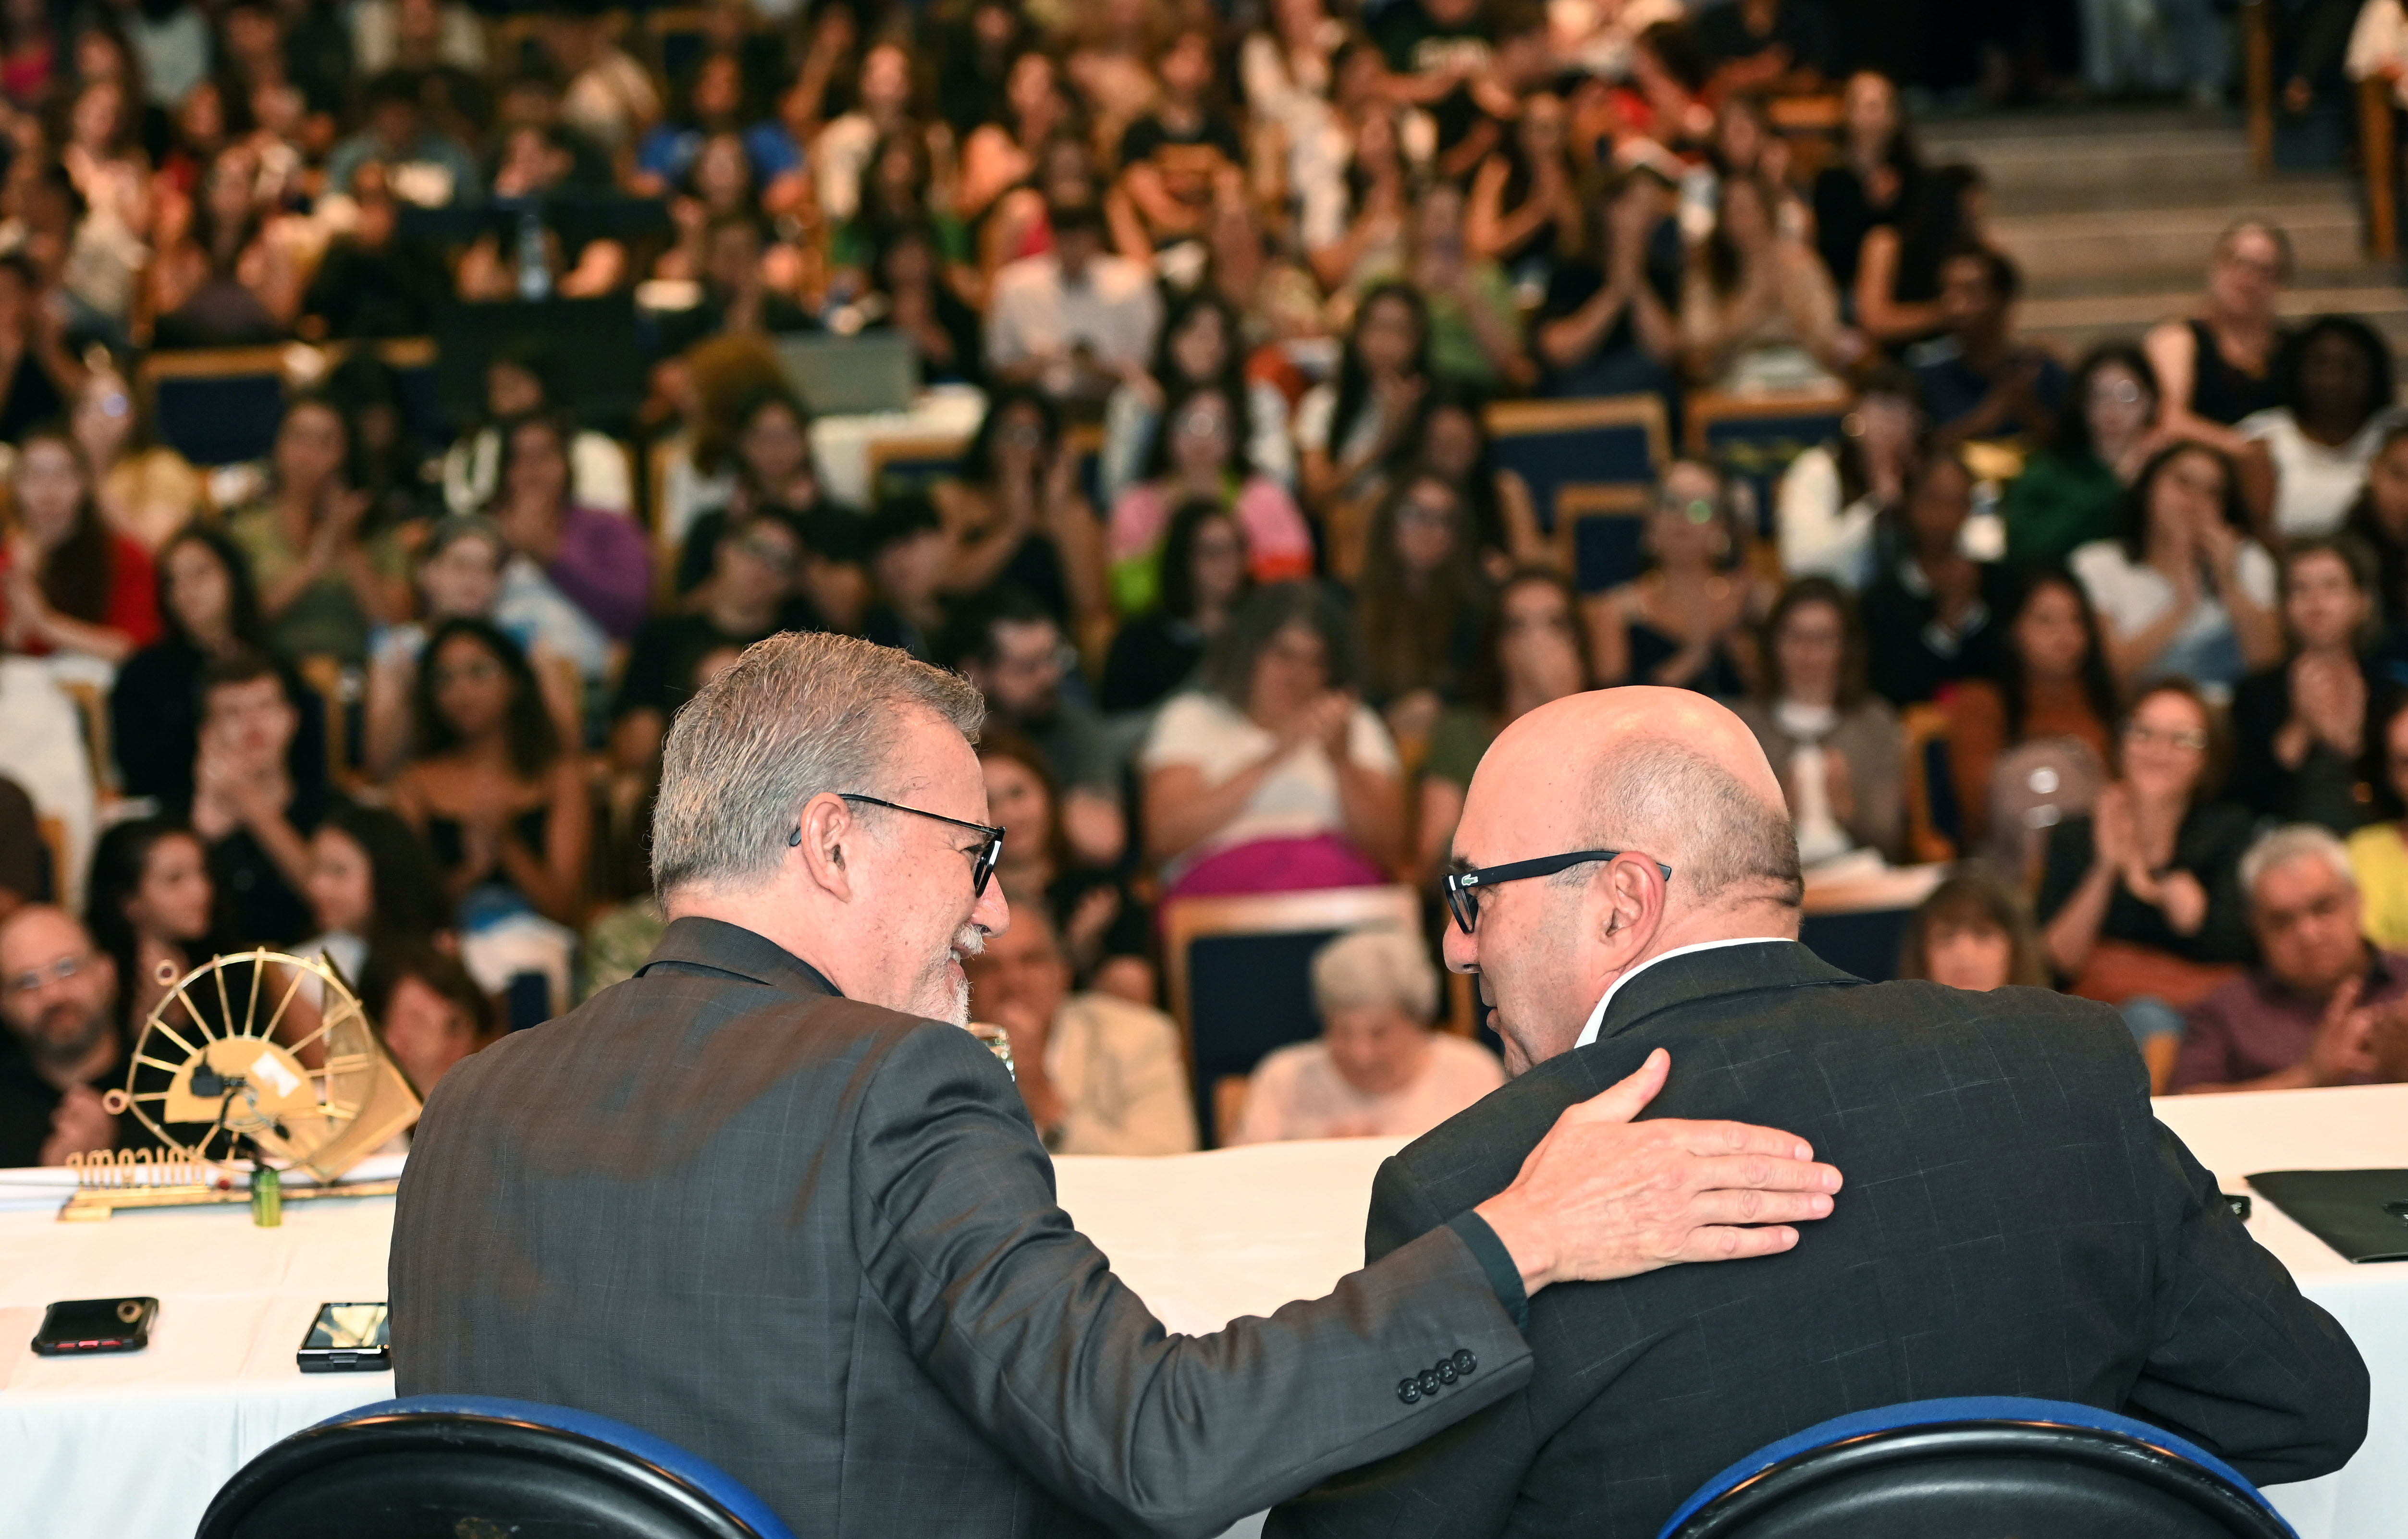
left=1657, top=1396, right=2295, bottom=1539
left=1686, top=387, right=1852, bottom=538
left=197, top=1394, right=799, bottom=1539
left=1486, top=395, right=1668, bottom=537
left=146, top=352, right=288, bottom=465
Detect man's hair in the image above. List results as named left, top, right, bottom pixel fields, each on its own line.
left=1312, top=928, right=1438, bottom=1025
left=2240, top=823, right=2355, bottom=902
left=199, top=649, right=286, bottom=704
left=1942, top=242, right=2020, bottom=304
left=651, top=632, right=983, bottom=896
left=940, top=586, right=1057, bottom=672
left=1584, top=737, right=1803, bottom=911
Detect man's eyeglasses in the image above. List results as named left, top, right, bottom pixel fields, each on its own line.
left=793, top=794, right=1006, bottom=898
left=1442, top=850, right=1672, bottom=935
left=6, top=954, right=90, bottom=998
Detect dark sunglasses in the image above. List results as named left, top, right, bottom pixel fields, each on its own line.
left=793, top=794, right=1006, bottom=897
left=1443, top=849, right=1672, bottom=935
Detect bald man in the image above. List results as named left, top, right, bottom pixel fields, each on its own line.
left=1270, top=688, right=2369, bottom=1538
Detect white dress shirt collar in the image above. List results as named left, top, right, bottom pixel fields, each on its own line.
left=1572, top=938, right=1794, bottom=1049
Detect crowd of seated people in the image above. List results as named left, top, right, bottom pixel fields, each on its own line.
left=9, top=0, right=2408, bottom=1173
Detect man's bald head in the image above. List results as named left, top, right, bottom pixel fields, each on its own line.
left=1451, top=689, right=1801, bottom=1073
left=1471, top=689, right=1801, bottom=915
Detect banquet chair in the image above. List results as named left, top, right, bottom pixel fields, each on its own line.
left=196, top=1395, right=799, bottom=1539
left=1655, top=1396, right=2296, bottom=1539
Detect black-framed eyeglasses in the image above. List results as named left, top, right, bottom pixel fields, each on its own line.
left=793, top=794, right=1006, bottom=897
left=1442, top=850, right=1672, bottom=935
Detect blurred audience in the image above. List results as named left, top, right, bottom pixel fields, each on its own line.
left=1229, top=927, right=1502, bottom=1143
left=965, top=899, right=1194, bottom=1155
left=0, top=904, right=135, bottom=1166
left=1734, top=576, right=1903, bottom=865
left=2175, top=825, right=2408, bottom=1092
left=1898, top=871, right=2050, bottom=990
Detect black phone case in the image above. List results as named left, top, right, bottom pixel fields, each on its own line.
left=32, top=1297, right=157, bottom=1356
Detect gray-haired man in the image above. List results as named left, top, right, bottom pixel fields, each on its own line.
left=391, top=633, right=1841, bottom=1538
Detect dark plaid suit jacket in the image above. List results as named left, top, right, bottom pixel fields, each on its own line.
left=391, top=916, right=1533, bottom=1538
left=1269, top=940, right=2369, bottom=1539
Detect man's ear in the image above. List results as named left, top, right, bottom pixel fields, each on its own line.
left=793, top=792, right=858, bottom=902
left=1597, top=856, right=1662, bottom=959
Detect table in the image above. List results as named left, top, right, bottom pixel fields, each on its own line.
left=2, top=1093, right=2400, bottom=1539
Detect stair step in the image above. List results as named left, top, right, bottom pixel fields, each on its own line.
left=1988, top=204, right=2365, bottom=283
left=1978, top=172, right=2355, bottom=218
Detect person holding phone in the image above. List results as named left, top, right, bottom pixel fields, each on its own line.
left=391, top=630, right=1842, bottom=1539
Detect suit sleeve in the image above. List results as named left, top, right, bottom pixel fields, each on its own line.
left=1268, top=1148, right=1546, bottom=1539
left=2125, top=1116, right=2370, bottom=1483
left=853, top=1021, right=1535, bottom=1539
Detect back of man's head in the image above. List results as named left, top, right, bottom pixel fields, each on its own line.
left=652, top=632, right=982, bottom=899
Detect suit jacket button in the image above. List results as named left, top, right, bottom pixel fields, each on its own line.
left=1397, top=1379, right=1421, bottom=1405
left=1453, top=1349, right=1477, bottom=1376
left=1417, top=1368, right=1441, bottom=1396
left=1437, top=1359, right=1458, bottom=1385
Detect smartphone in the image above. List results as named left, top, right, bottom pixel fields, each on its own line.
left=32, top=1297, right=157, bottom=1356
left=297, top=1301, right=390, bottom=1372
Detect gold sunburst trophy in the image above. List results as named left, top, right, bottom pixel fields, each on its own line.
left=59, top=949, right=422, bottom=1221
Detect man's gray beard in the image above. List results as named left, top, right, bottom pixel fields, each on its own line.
left=925, top=924, right=985, bottom=1026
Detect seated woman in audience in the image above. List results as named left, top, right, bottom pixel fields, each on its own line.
left=1679, top=172, right=1854, bottom=393
left=1140, top=582, right=1405, bottom=901
left=147, top=143, right=298, bottom=347
left=2005, top=342, right=2167, bottom=569
left=935, top=386, right=1109, bottom=645
left=673, top=383, right=830, bottom=592
left=1305, top=98, right=1410, bottom=298
left=1945, top=568, right=2121, bottom=851
left=2037, top=679, right=2257, bottom=1067
left=2070, top=441, right=2280, bottom=700
left=613, top=510, right=803, bottom=776
left=365, top=515, right=579, bottom=781
left=86, top=817, right=216, bottom=1036
left=1099, top=291, right=1292, bottom=513
left=862, top=223, right=984, bottom=388
left=1297, top=282, right=1433, bottom=514
left=1105, top=380, right=1310, bottom=619
left=2228, top=536, right=2383, bottom=833
left=0, top=256, right=78, bottom=444
left=73, top=367, right=203, bottom=552
left=1397, top=382, right=1549, bottom=578
left=1417, top=567, right=1592, bottom=883
left=485, top=411, right=652, bottom=645
left=112, top=525, right=313, bottom=808
left=2346, top=422, right=2408, bottom=635
left=1853, top=162, right=1981, bottom=347
left=1733, top=577, right=1904, bottom=866
left=1811, top=69, right=1917, bottom=301
left=958, top=48, right=1073, bottom=229
left=1370, top=180, right=1533, bottom=394
left=1590, top=459, right=1760, bottom=696
left=978, top=732, right=1153, bottom=1005
left=441, top=345, right=634, bottom=517
left=1860, top=447, right=2016, bottom=706
left=1355, top=470, right=1491, bottom=751
left=359, top=939, right=497, bottom=1100
left=2347, top=694, right=2408, bottom=949
left=1102, top=499, right=1249, bottom=714
left=297, top=801, right=448, bottom=991
left=2142, top=219, right=2291, bottom=458
left=2237, top=315, right=2400, bottom=539
left=1776, top=365, right=1920, bottom=588
left=391, top=618, right=590, bottom=929
left=0, top=428, right=159, bottom=664
left=1228, top=928, right=1504, bottom=1145
left=227, top=396, right=404, bottom=667
left=1897, top=870, right=2049, bottom=991
left=1466, top=89, right=1584, bottom=282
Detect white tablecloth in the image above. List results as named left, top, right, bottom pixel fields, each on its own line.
left=0, top=1092, right=2400, bottom=1539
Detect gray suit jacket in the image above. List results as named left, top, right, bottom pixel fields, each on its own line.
left=1269, top=941, right=2368, bottom=1539
left=391, top=917, right=1533, bottom=1537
